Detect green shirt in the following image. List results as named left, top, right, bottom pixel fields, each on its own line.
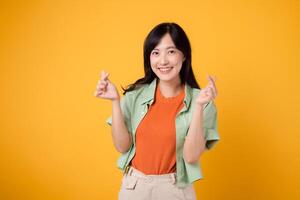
left=106, top=77, right=220, bottom=188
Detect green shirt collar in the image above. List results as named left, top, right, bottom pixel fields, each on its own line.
left=140, top=77, right=193, bottom=111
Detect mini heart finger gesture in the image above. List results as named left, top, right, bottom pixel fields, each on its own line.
left=94, top=70, right=120, bottom=101
left=196, top=75, right=218, bottom=106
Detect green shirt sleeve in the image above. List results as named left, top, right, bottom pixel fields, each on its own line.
left=105, top=93, right=132, bottom=134
left=203, top=101, right=220, bottom=150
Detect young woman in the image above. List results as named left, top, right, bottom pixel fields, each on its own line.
left=95, top=22, right=220, bottom=200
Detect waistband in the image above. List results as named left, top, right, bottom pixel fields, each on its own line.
left=124, top=165, right=177, bottom=184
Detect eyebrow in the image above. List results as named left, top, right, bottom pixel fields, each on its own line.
left=153, top=46, right=177, bottom=50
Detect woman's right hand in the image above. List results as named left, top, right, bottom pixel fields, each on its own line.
left=94, top=70, right=120, bottom=101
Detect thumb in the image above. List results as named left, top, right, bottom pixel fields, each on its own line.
left=100, top=70, right=109, bottom=81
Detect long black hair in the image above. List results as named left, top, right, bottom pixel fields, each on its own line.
left=122, top=22, right=200, bottom=95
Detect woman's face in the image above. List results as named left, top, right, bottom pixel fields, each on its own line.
left=150, top=33, right=185, bottom=84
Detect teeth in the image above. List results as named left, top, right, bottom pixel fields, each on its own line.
left=159, top=67, right=172, bottom=72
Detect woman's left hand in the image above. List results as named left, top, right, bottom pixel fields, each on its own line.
left=196, top=75, right=218, bottom=107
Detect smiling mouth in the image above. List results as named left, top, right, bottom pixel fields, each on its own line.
left=158, top=67, right=173, bottom=73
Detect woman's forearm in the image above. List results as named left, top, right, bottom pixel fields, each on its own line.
left=183, top=104, right=206, bottom=164
left=111, top=99, right=132, bottom=153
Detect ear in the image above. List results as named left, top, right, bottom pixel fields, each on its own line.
left=183, top=56, right=186, bottom=62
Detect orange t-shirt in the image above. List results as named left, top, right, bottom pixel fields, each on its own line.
left=131, top=83, right=185, bottom=174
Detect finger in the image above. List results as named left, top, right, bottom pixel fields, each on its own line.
left=208, top=74, right=217, bottom=82
left=98, top=82, right=108, bottom=90
left=210, top=85, right=217, bottom=98
left=207, top=75, right=217, bottom=87
left=203, top=85, right=214, bottom=95
left=97, top=81, right=108, bottom=91
left=207, top=84, right=217, bottom=98
left=96, top=82, right=107, bottom=90
left=95, top=90, right=104, bottom=97
left=207, top=75, right=216, bottom=86
left=204, top=83, right=216, bottom=94
left=100, top=71, right=109, bottom=81
left=206, top=86, right=216, bottom=99
left=95, top=89, right=104, bottom=97
left=97, top=84, right=105, bottom=90
left=100, top=71, right=105, bottom=79
left=99, top=80, right=108, bottom=86
left=205, top=89, right=210, bottom=96
left=207, top=75, right=218, bottom=96
left=98, top=79, right=108, bottom=85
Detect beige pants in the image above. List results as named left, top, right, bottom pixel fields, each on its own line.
left=118, top=166, right=197, bottom=200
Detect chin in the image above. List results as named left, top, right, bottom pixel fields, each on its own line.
left=156, top=75, right=178, bottom=83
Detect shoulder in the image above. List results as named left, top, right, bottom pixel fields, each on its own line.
left=121, top=84, right=149, bottom=105
left=123, top=84, right=148, bottom=98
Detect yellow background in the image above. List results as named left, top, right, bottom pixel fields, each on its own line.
left=1, top=0, right=299, bottom=199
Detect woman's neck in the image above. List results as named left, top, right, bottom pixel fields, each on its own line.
left=158, top=78, right=184, bottom=98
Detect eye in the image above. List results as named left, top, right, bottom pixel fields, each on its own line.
left=168, top=50, right=176, bottom=54
left=151, top=51, right=159, bottom=55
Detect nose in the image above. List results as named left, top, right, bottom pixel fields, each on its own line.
left=159, top=54, right=169, bottom=65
